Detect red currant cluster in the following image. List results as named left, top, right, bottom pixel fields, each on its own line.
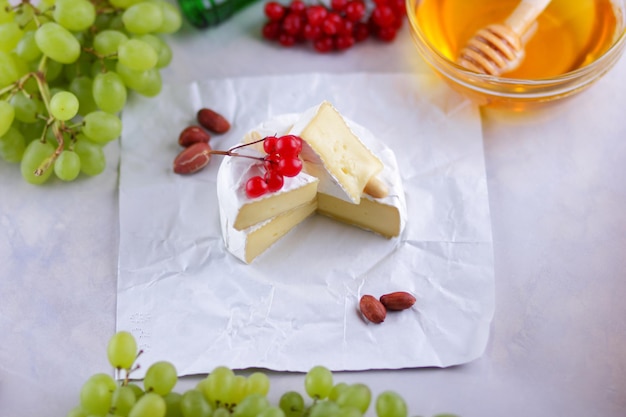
left=261, top=0, right=406, bottom=52
left=245, top=135, right=304, bottom=198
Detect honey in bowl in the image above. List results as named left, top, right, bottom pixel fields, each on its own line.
left=407, top=0, right=626, bottom=109
left=415, top=0, right=620, bottom=79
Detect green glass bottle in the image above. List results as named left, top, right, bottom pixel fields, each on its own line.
left=177, top=0, right=262, bottom=29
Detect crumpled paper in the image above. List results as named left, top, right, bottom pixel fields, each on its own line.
left=117, top=72, right=494, bottom=377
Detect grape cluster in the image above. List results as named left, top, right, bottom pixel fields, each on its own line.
left=261, top=0, right=406, bottom=52
left=0, top=0, right=181, bottom=184
left=69, top=331, right=459, bottom=417
left=246, top=134, right=303, bottom=198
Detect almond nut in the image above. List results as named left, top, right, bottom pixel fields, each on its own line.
left=379, top=291, right=416, bottom=311
left=359, top=295, right=386, bottom=324
left=173, top=142, right=212, bottom=175
left=178, top=125, right=210, bottom=147
left=197, top=108, right=231, bottom=134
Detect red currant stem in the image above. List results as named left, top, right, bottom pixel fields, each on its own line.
left=227, top=136, right=268, bottom=152
left=208, top=149, right=265, bottom=162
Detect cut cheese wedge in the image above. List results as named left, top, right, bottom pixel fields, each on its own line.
left=217, top=102, right=407, bottom=264
left=290, top=101, right=384, bottom=204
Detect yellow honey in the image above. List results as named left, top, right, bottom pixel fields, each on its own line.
left=412, top=0, right=621, bottom=79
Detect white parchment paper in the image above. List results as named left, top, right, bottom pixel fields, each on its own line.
left=117, top=72, right=494, bottom=377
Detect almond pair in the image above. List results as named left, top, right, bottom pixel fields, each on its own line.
left=359, top=291, right=416, bottom=324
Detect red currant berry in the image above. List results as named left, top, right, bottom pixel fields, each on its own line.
left=372, top=5, right=396, bottom=28
left=282, top=12, right=304, bottom=36
left=275, top=135, right=302, bottom=156
left=389, top=0, right=406, bottom=15
left=345, top=0, right=366, bottom=22
left=264, top=170, right=285, bottom=192
left=303, top=23, right=323, bottom=40
left=262, top=21, right=281, bottom=40
left=335, top=34, right=355, bottom=50
left=264, top=153, right=281, bottom=172
left=305, top=5, right=328, bottom=26
left=338, top=19, right=354, bottom=36
left=278, top=32, right=297, bottom=46
left=264, top=2, right=286, bottom=21
left=375, top=25, right=397, bottom=41
left=263, top=136, right=278, bottom=153
left=313, top=35, right=335, bottom=53
left=322, top=12, right=343, bottom=35
left=277, top=156, right=303, bottom=177
left=289, top=0, right=307, bottom=15
left=331, top=0, right=348, bottom=12
left=354, top=21, right=370, bottom=42
left=246, top=176, right=269, bottom=198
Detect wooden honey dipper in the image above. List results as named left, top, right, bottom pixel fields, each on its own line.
left=456, top=0, right=552, bottom=76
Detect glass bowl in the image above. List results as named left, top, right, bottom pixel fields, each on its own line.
left=406, top=0, right=626, bottom=109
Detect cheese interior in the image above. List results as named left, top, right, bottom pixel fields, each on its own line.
left=234, top=179, right=318, bottom=230
left=318, top=194, right=401, bottom=238
left=244, top=200, right=317, bottom=263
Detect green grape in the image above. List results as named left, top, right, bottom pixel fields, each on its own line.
left=122, top=2, right=163, bottom=34
left=15, top=30, right=42, bottom=62
left=63, top=56, right=94, bottom=82
left=129, top=392, right=166, bottom=417
left=144, top=361, right=178, bottom=395
left=212, top=409, right=231, bottom=417
left=111, top=385, right=137, bottom=417
left=309, top=400, right=340, bottom=417
left=375, top=391, right=407, bottom=417
left=93, top=13, right=113, bottom=31
left=46, top=59, right=64, bottom=82
left=225, top=374, right=248, bottom=406
left=91, top=59, right=117, bottom=77
left=337, top=406, right=363, bottom=417
left=0, top=51, right=19, bottom=88
left=108, top=14, right=126, bottom=31
left=0, top=126, right=26, bottom=162
left=50, top=91, right=79, bottom=121
left=206, top=366, right=235, bottom=405
left=195, top=378, right=213, bottom=406
left=127, top=383, right=145, bottom=400
left=94, top=30, right=129, bottom=56
left=134, top=34, right=172, bottom=68
left=69, top=76, right=98, bottom=115
left=278, top=391, right=305, bottom=417
left=82, top=111, right=122, bottom=143
left=0, top=21, right=24, bottom=53
left=0, top=0, right=15, bottom=24
left=0, top=100, right=14, bottom=136
left=35, top=22, right=81, bottom=64
left=10, top=93, right=43, bottom=124
left=107, top=331, right=138, bottom=370
left=257, top=406, right=286, bottom=417
left=118, top=39, right=158, bottom=71
left=336, top=384, right=371, bottom=414
left=152, top=0, right=182, bottom=34
left=232, top=393, right=270, bottom=417
left=54, top=149, right=81, bottom=181
left=53, top=0, right=96, bottom=31
left=110, top=0, right=142, bottom=9
left=304, top=365, right=333, bottom=400
left=116, top=62, right=162, bottom=97
left=74, top=136, right=106, bottom=176
left=79, top=375, right=115, bottom=416
left=93, top=71, right=127, bottom=114
left=329, top=383, right=349, bottom=401
left=245, top=372, right=270, bottom=396
left=19, top=119, right=45, bottom=142
left=86, top=373, right=118, bottom=390
left=180, top=389, right=212, bottom=417
left=163, top=392, right=183, bottom=417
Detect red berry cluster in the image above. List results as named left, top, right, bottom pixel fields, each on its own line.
left=261, top=0, right=406, bottom=52
left=245, top=135, right=304, bottom=198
